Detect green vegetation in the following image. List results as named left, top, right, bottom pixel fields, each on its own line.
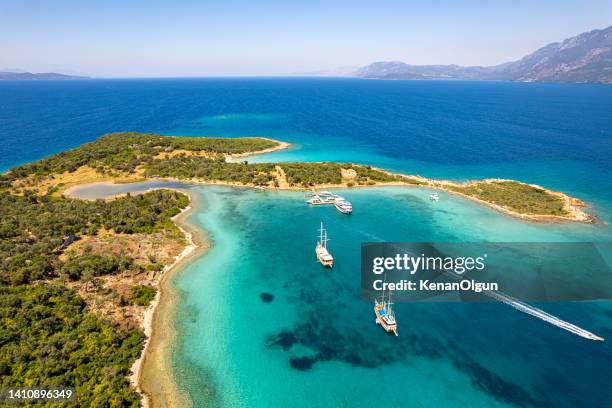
left=0, top=133, right=578, bottom=219
left=145, top=156, right=276, bottom=185
left=0, top=189, right=190, bottom=406
left=130, top=285, right=157, bottom=307
left=0, top=284, right=143, bottom=407
left=0, top=132, right=581, bottom=407
left=1, top=132, right=278, bottom=185
left=280, top=163, right=344, bottom=186
left=447, top=181, right=568, bottom=216
left=278, top=163, right=407, bottom=186
left=0, top=189, right=189, bottom=285
left=0, top=132, right=418, bottom=192
left=352, top=165, right=400, bottom=183
left=61, top=253, right=134, bottom=281
left=145, top=158, right=406, bottom=188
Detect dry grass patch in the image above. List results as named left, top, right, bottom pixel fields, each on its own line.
left=10, top=165, right=144, bottom=196
left=62, top=229, right=185, bottom=327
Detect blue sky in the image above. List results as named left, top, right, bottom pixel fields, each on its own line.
left=1, top=0, right=610, bottom=77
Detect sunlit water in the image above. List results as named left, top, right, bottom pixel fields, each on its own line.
left=3, top=78, right=611, bottom=406
left=168, top=185, right=611, bottom=407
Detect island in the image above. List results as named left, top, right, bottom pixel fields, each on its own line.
left=0, top=71, right=90, bottom=80
left=0, top=132, right=594, bottom=406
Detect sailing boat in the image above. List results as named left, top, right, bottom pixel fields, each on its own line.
left=315, top=222, right=334, bottom=267
left=374, top=278, right=398, bottom=336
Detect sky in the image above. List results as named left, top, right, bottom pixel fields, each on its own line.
left=1, top=0, right=610, bottom=77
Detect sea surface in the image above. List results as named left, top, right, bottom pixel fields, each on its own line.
left=2, top=78, right=611, bottom=406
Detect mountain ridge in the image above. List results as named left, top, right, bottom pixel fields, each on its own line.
left=355, top=26, right=612, bottom=83
left=0, top=71, right=90, bottom=80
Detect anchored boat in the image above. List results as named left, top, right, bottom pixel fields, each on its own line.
left=334, top=199, right=353, bottom=214
left=374, top=284, right=398, bottom=336
left=315, top=222, right=334, bottom=267
left=430, top=193, right=439, bottom=201
left=306, top=191, right=353, bottom=215
left=308, top=195, right=340, bottom=205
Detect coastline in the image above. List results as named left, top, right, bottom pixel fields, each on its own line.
left=130, top=188, right=206, bottom=408
left=63, top=175, right=595, bottom=407
left=225, top=138, right=291, bottom=161
left=32, top=131, right=591, bottom=224
left=370, top=166, right=595, bottom=223
left=57, top=141, right=596, bottom=405
left=64, top=172, right=594, bottom=224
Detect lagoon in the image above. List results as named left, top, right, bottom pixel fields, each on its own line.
left=4, top=78, right=611, bottom=407
left=68, top=179, right=611, bottom=407
left=168, top=185, right=611, bottom=407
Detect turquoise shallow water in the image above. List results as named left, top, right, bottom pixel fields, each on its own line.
left=2, top=78, right=610, bottom=406
left=169, top=185, right=611, bottom=407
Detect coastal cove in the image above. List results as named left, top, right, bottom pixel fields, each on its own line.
left=7, top=128, right=608, bottom=406
left=65, top=180, right=612, bottom=407
left=1, top=79, right=610, bottom=407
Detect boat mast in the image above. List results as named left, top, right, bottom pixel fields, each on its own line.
left=381, top=272, right=387, bottom=307
left=323, top=228, right=327, bottom=249
left=319, top=222, right=324, bottom=247
left=318, top=222, right=329, bottom=249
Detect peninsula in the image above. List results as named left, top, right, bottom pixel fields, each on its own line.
left=0, top=132, right=594, bottom=406
left=5, top=132, right=592, bottom=223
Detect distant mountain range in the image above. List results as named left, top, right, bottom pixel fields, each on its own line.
left=0, top=71, right=89, bottom=80
left=355, top=26, right=612, bottom=83
left=292, top=66, right=359, bottom=77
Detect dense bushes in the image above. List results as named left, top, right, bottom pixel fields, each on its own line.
left=145, top=156, right=276, bottom=185
left=61, top=253, right=133, bottom=281
left=0, top=132, right=409, bottom=191
left=145, top=159, right=402, bottom=187
left=447, top=181, right=568, bottom=215
left=279, top=163, right=344, bottom=186
left=353, top=165, right=402, bottom=183
left=1, top=132, right=279, bottom=182
left=130, top=285, right=157, bottom=306
left=0, top=188, right=191, bottom=405
left=279, top=163, right=401, bottom=186
left=0, top=189, right=188, bottom=285
left=0, top=285, right=143, bottom=406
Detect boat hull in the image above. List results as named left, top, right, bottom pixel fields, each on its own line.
left=374, top=304, right=398, bottom=336
left=335, top=206, right=352, bottom=214
left=316, top=245, right=333, bottom=267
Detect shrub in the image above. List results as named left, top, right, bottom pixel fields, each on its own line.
left=130, top=285, right=157, bottom=306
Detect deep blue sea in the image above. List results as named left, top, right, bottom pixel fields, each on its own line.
left=2, top=78, right=611, bottom=218
left=2, top=78, right=611, bottom=407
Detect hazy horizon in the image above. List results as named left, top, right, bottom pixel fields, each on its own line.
left=2, top=0, right=611, bottom=78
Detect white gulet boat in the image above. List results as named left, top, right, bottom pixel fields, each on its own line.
left=374, top=285, right=398, bottom=336
left=315, top=222, right=334, bottom=267
left=334, top=198, right=352, bottom=214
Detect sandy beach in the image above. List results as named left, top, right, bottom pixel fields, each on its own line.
left=130, top=189, right=207, bottom=408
